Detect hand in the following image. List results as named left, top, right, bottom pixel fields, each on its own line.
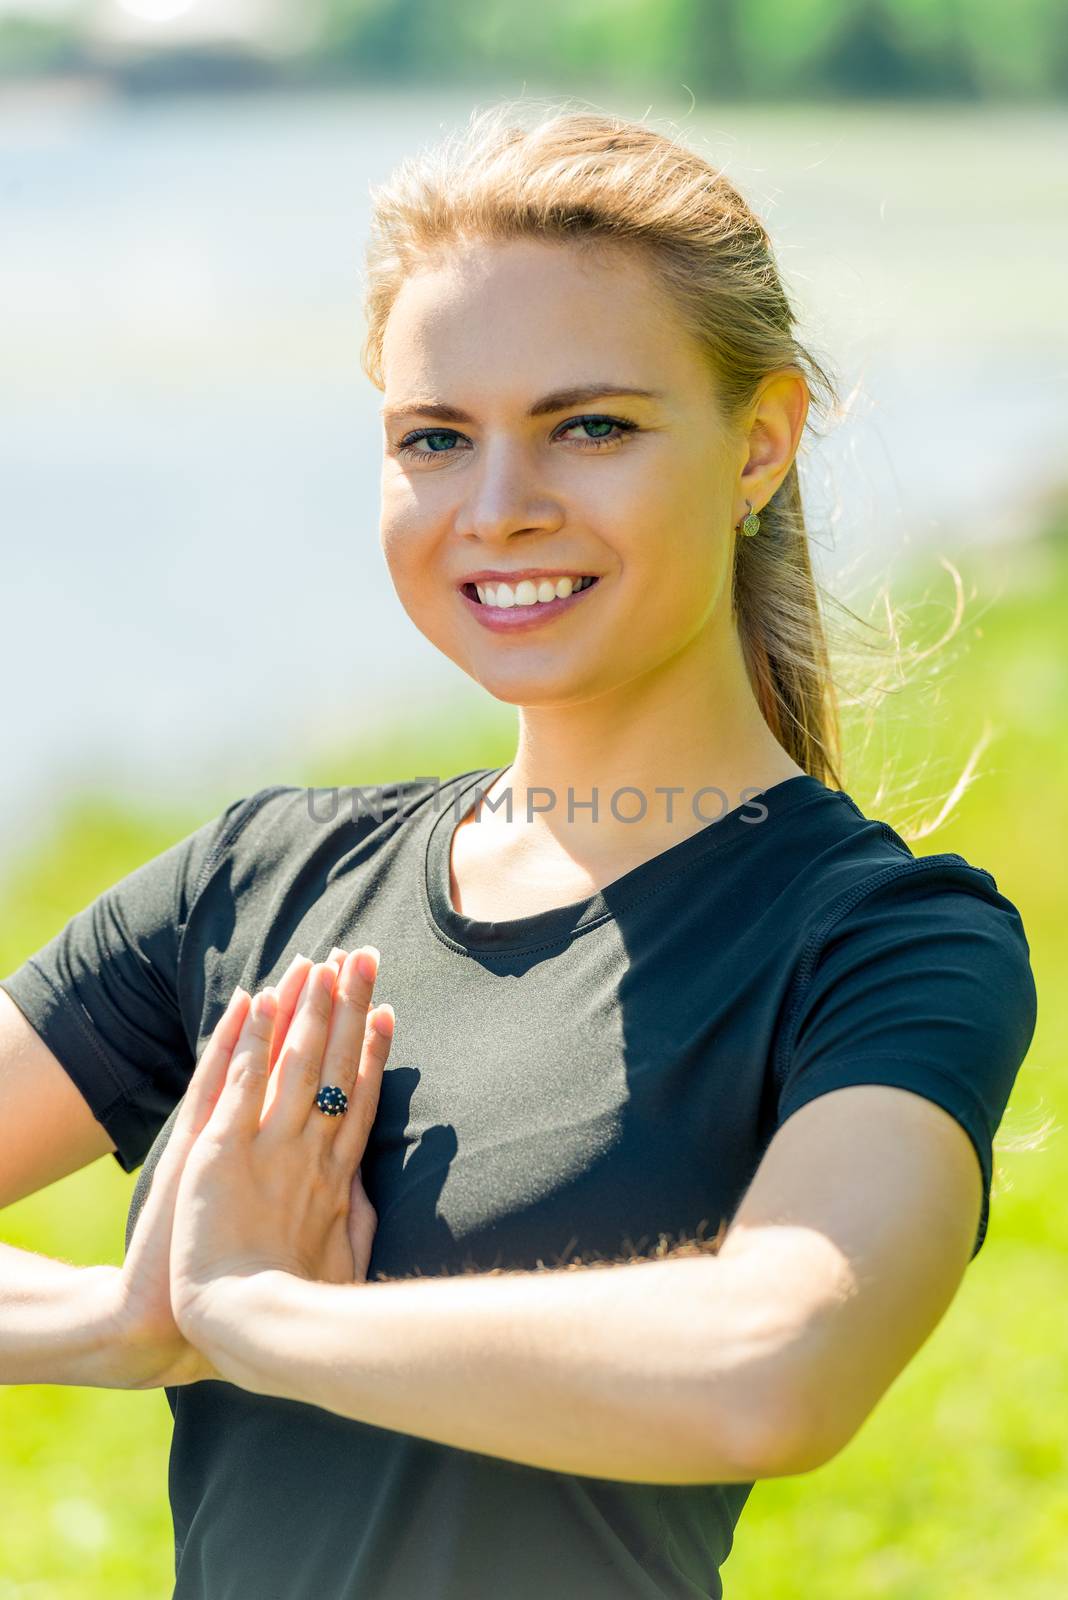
left=169, top=948, right=393, bottom=1338
left=114, top=951, right=323, bottom=1389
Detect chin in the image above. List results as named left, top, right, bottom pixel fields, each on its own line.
left=472, top=669, right=608, bottom=709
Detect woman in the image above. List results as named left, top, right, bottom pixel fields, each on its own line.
left=0, top=102, right=1038, bottom=1599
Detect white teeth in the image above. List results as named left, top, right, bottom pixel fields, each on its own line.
left=473, top=575, right=594, bottom=607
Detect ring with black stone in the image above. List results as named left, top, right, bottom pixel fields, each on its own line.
left=315, top=1085, right=349, bottom=1117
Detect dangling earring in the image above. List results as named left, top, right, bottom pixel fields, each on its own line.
left=736, top=499, right=761, bottom=538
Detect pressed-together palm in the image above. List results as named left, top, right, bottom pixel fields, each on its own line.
left=118, top=949, right=389, bottom=1388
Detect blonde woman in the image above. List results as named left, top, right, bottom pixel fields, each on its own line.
left=0, top=103, right=1038, bottom=1598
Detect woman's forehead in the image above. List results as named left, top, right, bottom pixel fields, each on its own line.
left=381, top=245, right=697, bottom=404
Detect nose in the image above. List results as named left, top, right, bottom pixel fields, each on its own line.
left=452, top=437, right=564, bottom=546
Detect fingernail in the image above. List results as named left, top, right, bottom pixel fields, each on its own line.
left=357, top=947, right=380, bottom=982
left=230, top=984, right=248, bottom=1006
left=254, top=989, right=277, bottom=1020
left=371, top=1004, right=394, bottom=1037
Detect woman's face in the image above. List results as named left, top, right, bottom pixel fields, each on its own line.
left=378, top=237, right=752, bottom=709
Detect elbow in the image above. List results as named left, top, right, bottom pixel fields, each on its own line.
left=686, top=1249, right=860, bottom=1482
left=722, top=1364, right=850, bottom=1482
left=679, top=1370, right=825, bottom=1485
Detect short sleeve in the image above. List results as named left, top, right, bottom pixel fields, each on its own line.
left=0, top=791, right=263, bottom=1173
left=773, top=858, right=1039, bottom=1261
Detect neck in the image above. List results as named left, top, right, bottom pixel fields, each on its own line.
left=475, top=621, right=806, bottom=856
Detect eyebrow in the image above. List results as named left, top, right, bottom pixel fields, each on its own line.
left=380, top=383, right=666, bottom=427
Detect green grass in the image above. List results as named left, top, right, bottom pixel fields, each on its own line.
left=1, top=518, right=1065, bottom=1598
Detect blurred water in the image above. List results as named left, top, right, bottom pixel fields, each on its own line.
left=1, top=85, right=1066, bottom=869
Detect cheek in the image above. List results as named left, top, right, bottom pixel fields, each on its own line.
left=618, top=484, right=730, bottom=627
left=379, top=519, right=462, bottom=655
left=380, top=515, right=429, bottom=595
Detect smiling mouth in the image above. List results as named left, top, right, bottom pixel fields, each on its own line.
left=461, top=577, right=600, bottom=607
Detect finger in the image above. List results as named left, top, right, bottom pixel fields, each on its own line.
left=174, top=985, right=252, bottom=1140
left=308, top=948, right=379, bottom=1132
left=144, top=987, right=251, bottom=1204
left=260, top=962, right=337, bottom=1136
left=262, top=958, right=313, bottom=1119
left=264, top=953, right=343, bottom=1112
left=205, top=987, right=278, bottom=1141
left=331, top=1001, right=393, bottom=1173
left=268, top=955, right=315, bottom=1073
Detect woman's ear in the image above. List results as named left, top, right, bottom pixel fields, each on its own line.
left=737, top=370, right=809, bottom=512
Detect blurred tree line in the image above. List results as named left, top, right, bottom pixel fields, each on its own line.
left=2, top=0, right=1067, bottom=99
left=314, top=0, right=1068, bottom=99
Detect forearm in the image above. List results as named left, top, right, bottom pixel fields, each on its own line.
left=0, top=1242, right=128, bottom=1388
left=183, top=1251, right=809, bottom=1485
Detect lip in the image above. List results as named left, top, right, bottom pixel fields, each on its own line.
left=458, top=576, right=601, bottom=631
left=456, top=568, right=597, bottom=586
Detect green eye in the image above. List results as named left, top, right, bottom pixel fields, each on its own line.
left=397, top=430, right=460, bottom=458
left=394, top=412, right=639, bottom=461
left=556, top=415, right=638, bottom=448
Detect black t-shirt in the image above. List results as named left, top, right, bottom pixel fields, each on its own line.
left=0, top=769, right=1038, bottom=1599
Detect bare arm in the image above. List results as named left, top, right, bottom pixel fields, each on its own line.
left=717, top=1083, right=985, bottom=1468
left=0, top=986, right=119, bottom=1208
left=0, top=1243, right=129, bottom=1387
left=0, top=987, right=133, bottom=1385
left=177, top=1247, right=814, bottom=1486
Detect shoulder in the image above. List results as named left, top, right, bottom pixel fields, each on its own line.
left=776, top=785, right=1037, bottom=1078
left=774, top=781, right=1036, bottom=1049
left=785, top=780, right=1026, bottom=936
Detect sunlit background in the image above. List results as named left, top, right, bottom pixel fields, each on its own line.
left=1, top=3, right=1066, bottom=1596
